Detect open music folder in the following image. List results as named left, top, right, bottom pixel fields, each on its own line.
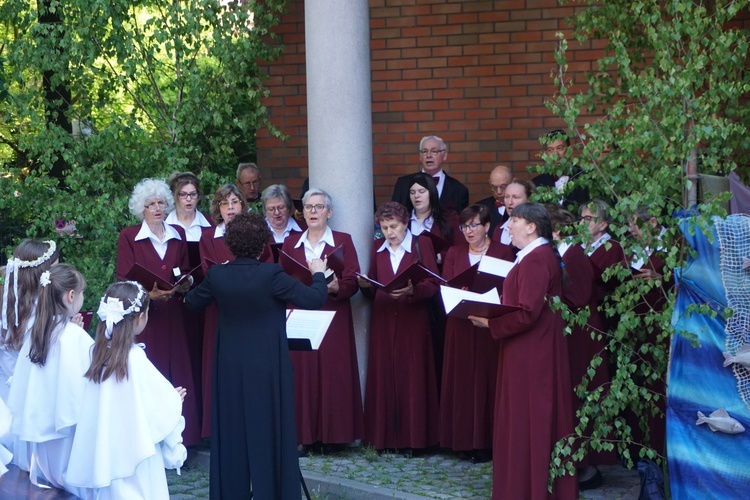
left=357, top=261, right=445, bottom=293
left=286, top=309, right=336, bottom=350
left=126, top=262, right=202, bottom=291
left=278, top=248, right=340, bottom=285
left=440, top=285, right=520, bottom=319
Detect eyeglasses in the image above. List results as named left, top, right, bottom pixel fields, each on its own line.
left=144, top=201, right=167, bottom=212
left=219, top=199, right=242, bottom=208
left=459, top=223, right=483, bottom=232
left=419, top=148, right=446, bottom=156
left=178, top=191, right=198, bottom=200
left=580, top=215, right=597, bottom=222
left=489, top=183, right=508, bottom=192
left=265, top=205, right=288, bottom=214
left=239, top=179, right=261, bottom=188
left=303, top=204, right=327, bottom=213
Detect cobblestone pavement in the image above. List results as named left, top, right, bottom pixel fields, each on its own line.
left=166, top=447, right=642, bottom=499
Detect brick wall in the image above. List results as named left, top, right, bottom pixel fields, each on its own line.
left=256, top=0, right=605, bottom=204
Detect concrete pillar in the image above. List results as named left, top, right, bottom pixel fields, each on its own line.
left=305, top=0, right=373, bottom=395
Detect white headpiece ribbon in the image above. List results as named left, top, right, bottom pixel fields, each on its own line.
left=97, top=297, right=126, bottom=339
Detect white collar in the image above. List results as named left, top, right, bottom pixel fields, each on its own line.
left=214, top=223, right=226, bottom=238
left=584, top=233, right=612, bottom=256
left=294, top=226, right=335, bottom=249
left=557, top=239, right=572, bottom=257
left=134, top=221, right=181, bottom=242
left=515, top=237, right=549, bottom=264
left=165, top=210, right=211, bottom=230
left=268, top=217, right=302, bottom=234
left=378, top=229, right=413, bottom=253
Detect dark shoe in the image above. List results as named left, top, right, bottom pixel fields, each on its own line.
left=470, top=450, right=492, bottom=464
left=297, top=445, right=309, bottom=458
left=579, top=468, right=603, bottom=491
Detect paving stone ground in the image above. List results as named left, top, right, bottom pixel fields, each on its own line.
left=166, top=446, right=642, bottom=499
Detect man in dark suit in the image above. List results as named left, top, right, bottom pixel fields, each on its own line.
left=533, top=129, right=589, bottom=209
left=391, top=135, right=469, bottom=213
left=475, top=165, right=513, bottom=237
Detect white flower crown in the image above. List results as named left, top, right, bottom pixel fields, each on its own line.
left=2, top=240, right=57, bottom=330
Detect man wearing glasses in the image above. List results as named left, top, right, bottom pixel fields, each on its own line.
left=236, top=162, right=263, bottom=213
left=475, top=165, right=513, bottom=237
left=391, top=135, right=469, bottom=213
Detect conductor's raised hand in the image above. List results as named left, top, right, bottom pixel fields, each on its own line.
left=307, top=257, right=328, bottom=275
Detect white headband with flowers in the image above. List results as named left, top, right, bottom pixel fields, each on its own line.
left=2, top=240, right=57, bottom=330
left=96, top=281, right=146, bottom=339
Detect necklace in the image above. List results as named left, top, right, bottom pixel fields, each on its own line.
left=469, top=238, right=490, bottom=254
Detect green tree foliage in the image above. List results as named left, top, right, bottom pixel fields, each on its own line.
left=0, top=0, right=287, bottom=308
left=538, top=0, right=750, bottom=481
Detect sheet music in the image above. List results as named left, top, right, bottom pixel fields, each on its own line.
left=478, top=255, right=515, bottom=278
left=286, top=309, right=336, bottom=350
left=440, top=286, right=501, bottom=314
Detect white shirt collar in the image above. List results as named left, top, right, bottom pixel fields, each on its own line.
left=165, top=210, right=211, bottom=230
left=584, top=233, right=612, bottom=256
left=515, top=237, right=549, bottom=264
left=557, top=239, right=572, bottom=257
left=134, top=221, right=181, bottom=242
left=378, top=229, right=413, bottom=254
left=214, top=223, right=226, bottom=238
left=294, top=226, right=335, bottom=249
left=631, top=226, right=667, bottom=270
left=268, top=217, right=303, bottom=239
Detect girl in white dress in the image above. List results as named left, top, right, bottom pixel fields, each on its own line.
left=7, top=263, right=91, bottom=494
left=0, top=239, right=59, bottom=469
left=66, top=281, right=187, bottom=500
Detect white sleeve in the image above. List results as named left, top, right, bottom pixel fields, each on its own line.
left=160, top=416, right=187, bottom=470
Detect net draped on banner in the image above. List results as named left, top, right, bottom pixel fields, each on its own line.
left=668, top=215, right=750, bottom=499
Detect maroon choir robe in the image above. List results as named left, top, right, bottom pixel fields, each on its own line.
left=362, top=235, right=440, bottom=450
left=116, top=223, right=201, bottom=446
left=630, top=251, right=669, bottom=455
left=196, top=225, right=236, bottom=438
left=438, top=240, right=505, bottom=451
left=487, top=243, right=577, bottom=500
left=561, top=242, right=616, bottom=468
left=280, top=230, right=364, bottom=445
left=490, top=223, right=519, bottom=262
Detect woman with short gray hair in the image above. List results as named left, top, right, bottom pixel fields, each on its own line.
left=116, top=177, right=201, bottom=447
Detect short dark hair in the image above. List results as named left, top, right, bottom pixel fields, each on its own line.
left=375, top=201, right=409, bottom=226
left=511, top=202, right=554, bottom=241
left=545, top=203, right=576, bottom=230
left=544, top=129, right=570, bottom=147
left=225, top=212, right=270, bottom=259
left=459, top=204, right=490, bottom=225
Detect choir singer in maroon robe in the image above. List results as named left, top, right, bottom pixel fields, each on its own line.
left=469, top=202, right=577, bottom=499
left=280, top=188, right=364, bottom=455
left=439, top=204, right=502, bottom=463
left=116, top=177, right=201, bottom=446
left=357, top=201, right=440, bottom=455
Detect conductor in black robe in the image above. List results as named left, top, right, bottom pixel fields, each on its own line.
left=185, top=212, right=328, bottom=499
